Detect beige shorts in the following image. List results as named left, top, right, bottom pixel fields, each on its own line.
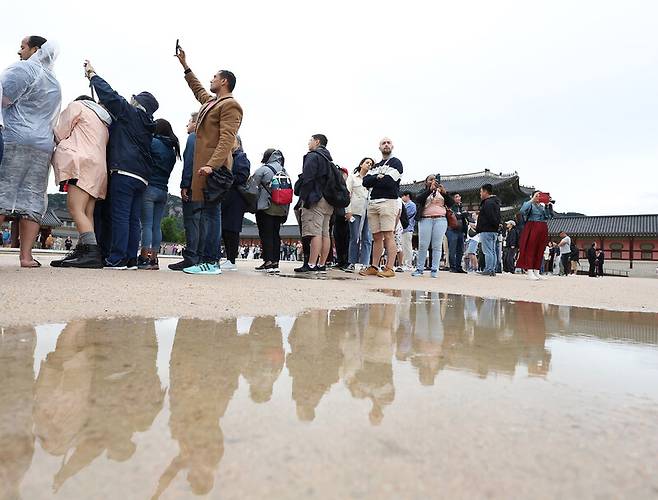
left=301, top=197, right=334, bottom=237
left=367, top=199, right=398, bottom=233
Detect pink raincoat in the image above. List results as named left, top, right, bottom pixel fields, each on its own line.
left=52, top=100, right=111, bottom=199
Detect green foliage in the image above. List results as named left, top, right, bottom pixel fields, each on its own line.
left=160, top=216, right=185, bottom=243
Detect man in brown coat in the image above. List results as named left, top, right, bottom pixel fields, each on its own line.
left=176, top=46, right=243, bottom=275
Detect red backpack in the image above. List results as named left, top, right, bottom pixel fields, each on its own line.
left=266, top=166, right=293, bottom=205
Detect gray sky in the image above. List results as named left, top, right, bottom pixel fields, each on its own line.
left=3, top=0, right=657, bottom=217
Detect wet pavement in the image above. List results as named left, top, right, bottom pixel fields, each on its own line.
left=1, top=292, right=657, bottom=499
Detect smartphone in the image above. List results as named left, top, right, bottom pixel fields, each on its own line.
left=175, top=39, right=181, bottom=55
left=537, top=192, right=551, bottom=204
left=435, top=173, right=441, bottom=184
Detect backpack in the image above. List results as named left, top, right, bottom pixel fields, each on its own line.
left=400, top=203, right=409, bottom=229
left=265, top=165, right=293, bottom=205
left=315, top=151, right=350, bottom=208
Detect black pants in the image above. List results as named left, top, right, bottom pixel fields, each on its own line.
left=504, top=247, right=517, bottom=273
left=256, top=211, right=283, bottom=263
left=222, top=230, right=240, bottom=263
left=588, top=258, right=596, bottom=277
left=561, top=254, right=571, bottom=275
left=333, top=215, right=349, bottom=267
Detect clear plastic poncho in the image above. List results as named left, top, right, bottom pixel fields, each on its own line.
left=0, top=41, right=62, bottom=152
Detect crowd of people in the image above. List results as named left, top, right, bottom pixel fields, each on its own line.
left=0, top=35, right=604, bottom=278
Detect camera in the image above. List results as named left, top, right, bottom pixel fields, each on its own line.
left=537, top=192, right=554, bottom=204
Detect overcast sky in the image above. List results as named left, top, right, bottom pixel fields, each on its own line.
left=3, top=0, right=657, bottom=218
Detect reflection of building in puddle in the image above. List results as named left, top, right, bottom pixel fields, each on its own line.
left=287, top=310, right=343, bottom=421
left=0, top=327, right=35, bottom=500
left=33, top=319, right=164, bottom=492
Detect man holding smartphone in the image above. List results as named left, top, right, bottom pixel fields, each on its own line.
left=175, top=44, right=243, bottom=275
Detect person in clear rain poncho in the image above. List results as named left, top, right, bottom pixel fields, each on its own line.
left=0, top=36, right=62, bottom=267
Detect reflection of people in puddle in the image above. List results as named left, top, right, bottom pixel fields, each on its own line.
left=0, top=328, right=35, bottom=500
left=154, top=318, right=247, bottom=497
left=344, top=303, right=396, bottom=425
left=243, top=316, right=284, bottom=403
left=287, top=310, right=343, bottom=421
left=513, top=301, right=551, bottom=376
left=33, top=319, right=164, bottom=492
left=410, top=292, right=446, bottom=385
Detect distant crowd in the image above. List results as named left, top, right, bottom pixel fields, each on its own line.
left=0, top=35, right=603, bottom=278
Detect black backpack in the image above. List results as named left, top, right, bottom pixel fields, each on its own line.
left=400, top=203, right=410, bottom=229
left=315, top=151, right=350, bottom=208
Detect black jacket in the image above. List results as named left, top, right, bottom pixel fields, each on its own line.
left=586, top=246, right=597, bottom=261
left=91, top=75, right=156, bottom=180
left=476, top=195, right=501, bottom=233
left=299, top=146, right=332, bottom=208
left=415, top=189, right=454, bottom=220
left=506, top=227, right=520, bottom=248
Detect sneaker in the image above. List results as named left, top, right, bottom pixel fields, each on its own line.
left=51, top=245, right=84, bottom=267
left=169, top=259, right=194, bottom=271
left=359, top=266, right=379, bottom=277
left=220, top=261, right=238, bottom=271
left=431, top=270, right=439, bottom=278
left=104, top=259, right=128, bottom=270
left=395, top=267, right=404, bottom=273
left=126, top=258, right=138, bottom=270
left=526, top=270, right=540, bottom=281
left=314, top=265, right=327, bottom=274
left=254, top=263, right=269, bottom=271
left=183, top=262, right=221, bottom=275
left=344, top=264, right=356, bottom=273
left=411, top=270, right=423, bottom=277
left=266, top=263, right=280, bottom=274
left=61, top=244, right=103, bottom=269
left=137, top=255, right=150, bottom=270
left=294, top=264, right=312, bottom=273
left=377, top=267, right=396, bottom=278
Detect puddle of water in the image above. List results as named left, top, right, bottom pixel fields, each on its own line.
left=1, top=292, right=658, bottom=499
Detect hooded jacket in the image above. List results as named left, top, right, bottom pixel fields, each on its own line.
left=52, top=100, right=112, bottom=199
left=90, top=75, right=157, bottom=180
left=149, top=135, right=177, bottom=192
left=299, top=146, right=332, bottom=208
left=0, top=41, right=62, bottom=151
left=252, top=150, right=289, bottom=216
left=475, top=195, right=501, bottom=233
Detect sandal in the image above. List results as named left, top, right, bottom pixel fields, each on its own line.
left=21, top=259, right=42, bottom=268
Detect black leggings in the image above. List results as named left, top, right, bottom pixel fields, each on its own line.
left=222, top=230, right=240, bottom=263
left=256, top=212, right=284, bottom=263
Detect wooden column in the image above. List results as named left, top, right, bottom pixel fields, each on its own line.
left=630, top=236, right=634, bottom=269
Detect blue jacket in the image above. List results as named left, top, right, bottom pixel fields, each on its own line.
left=149, top=135, right=177, bottom=192
left=520, top=200, right=552, bottom=222
left=91, top=75, right=155, bottom=180
left=180, top=133, right=195, bottom=189
left=299, top=146, right=332, bottom=208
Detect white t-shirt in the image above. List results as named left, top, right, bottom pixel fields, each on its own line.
left=559, top=236, right=572, bottom=255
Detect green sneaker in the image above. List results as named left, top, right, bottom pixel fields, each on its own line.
left=183, top=262, right=221, bottom=275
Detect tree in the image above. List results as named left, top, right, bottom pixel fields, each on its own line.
left=160, top=216, right=185, bottom=243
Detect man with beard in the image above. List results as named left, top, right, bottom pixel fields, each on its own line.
left=361, top=137, right=403, bottom=278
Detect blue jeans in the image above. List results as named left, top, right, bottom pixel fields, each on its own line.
left=417, top=217, right=448, bottom=272
left=182, top=199, right=202, bottom=265
left=479, top=231, right=498, bottom=274
left=140, top=185, right=168, bottom=249
left=199, top=203, right=222, bottom=263
left=108, top=173, right=146, bottom=265
left=0, top=129, right=4, bottom=165
left=348, top=214, right=372, bottom=266
left=446, top=228, right=464, bottom=271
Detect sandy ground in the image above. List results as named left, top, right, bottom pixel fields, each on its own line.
left=2, top=252, right=657, bottom=327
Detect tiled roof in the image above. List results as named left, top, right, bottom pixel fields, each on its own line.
left=548, top=215, right=658, bottom=237
left=402, top=170, right=522, bottom=194
left=42, top=209, right=63, bottom=228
